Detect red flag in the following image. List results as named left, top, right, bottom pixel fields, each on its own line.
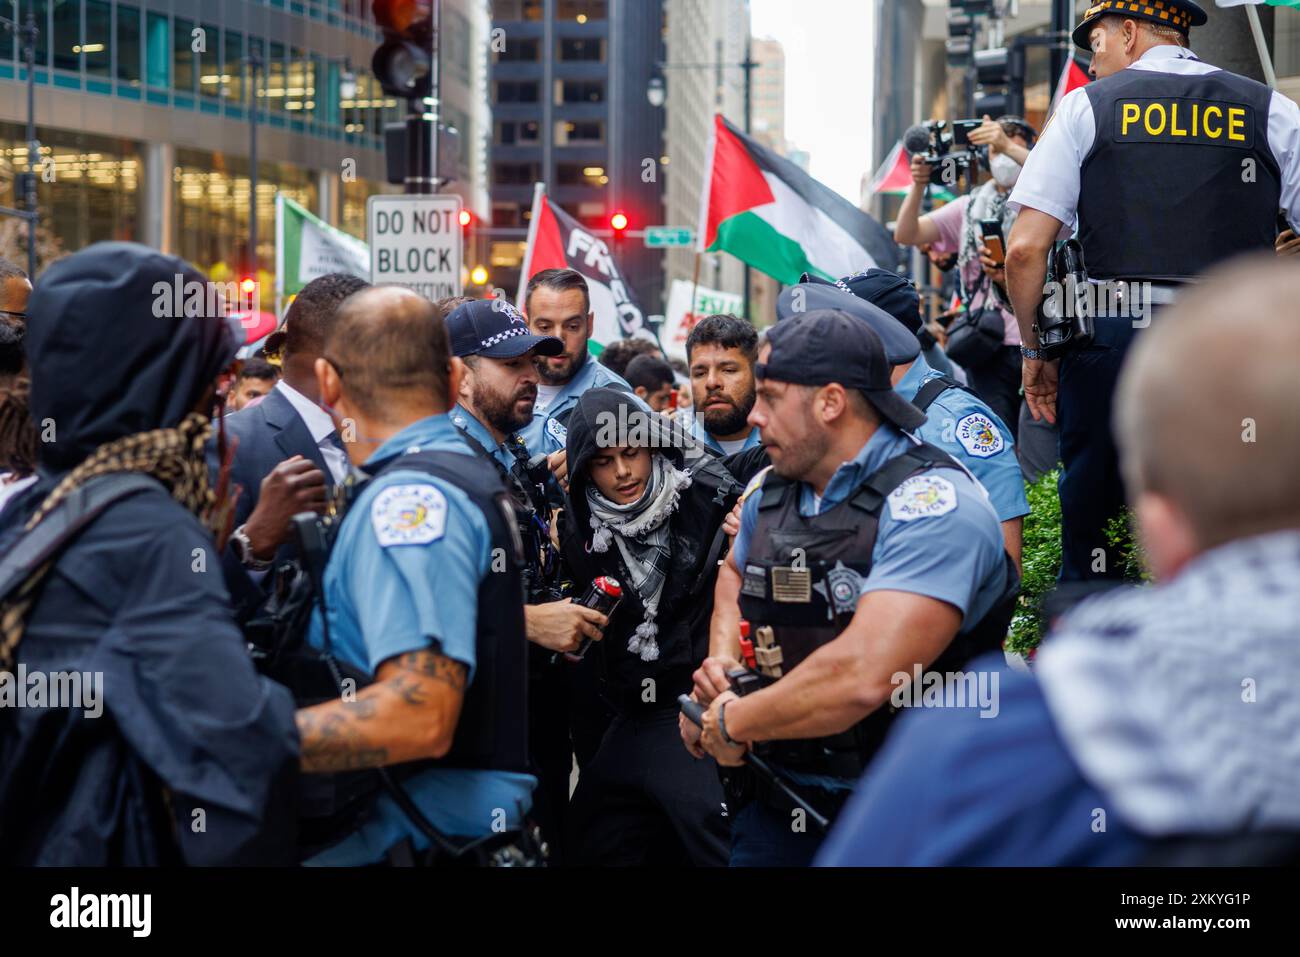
left=1050, top=57, right=1091, bottom=116
left=517, top=184, right=652, bottom=346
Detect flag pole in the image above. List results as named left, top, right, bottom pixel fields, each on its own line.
left=518, top=181, right=546, bottom=309
left=690, top=251, right=702, bottom=323
left=1245, top=5, right=1277, bottom=89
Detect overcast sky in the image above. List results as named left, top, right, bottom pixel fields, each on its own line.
left=750, top=0, right=875, bottom=204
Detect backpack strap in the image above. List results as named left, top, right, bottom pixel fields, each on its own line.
left=912, top=375, right=958, bottom=413
left=0, top=473, right=164, bottom=605
left=848, top=442, right=962, bottom=515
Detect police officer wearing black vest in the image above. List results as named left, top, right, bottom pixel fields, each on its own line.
left=1006, top=0, right=1300, bottom=583
left=686, top=310, right=1018, bottom=866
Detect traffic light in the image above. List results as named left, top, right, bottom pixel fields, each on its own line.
left=610, top=211, right=629, bottom=241
left=372, top=1, right=434, bottom=99
left=459, top=209, right=473, bottom=229
left=470, top=265, right=489, bottom=286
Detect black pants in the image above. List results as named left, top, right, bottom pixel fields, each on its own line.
left=566, top=708, right=730, bottom=866
left=964, top=345, right=1023, bottom=440
left=1057, top=315, right=1140, bottom=582
left=528, top=659, right=573, bottom=865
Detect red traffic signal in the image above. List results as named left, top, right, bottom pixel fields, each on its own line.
left=458, top=209, right=474, bottom=229
left=240, top=276, right=257, bottom=295
left=610, top=211, right=629, bottom=235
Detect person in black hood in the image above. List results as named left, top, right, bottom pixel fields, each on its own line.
left=561, top=387, right=741, bottom=866
left=0, top=242, right=300, bottom=865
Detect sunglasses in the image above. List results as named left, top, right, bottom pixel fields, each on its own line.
left=0, top=310, right=27, bottom=321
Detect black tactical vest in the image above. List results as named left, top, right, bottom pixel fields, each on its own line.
left=1079, top=66, right=1279, bottom=281
left=736, top=443, right=1019, bottom=779
left=561, top=456, right=741, bottom=714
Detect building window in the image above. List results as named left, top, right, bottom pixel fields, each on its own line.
left=84, top=1, right=111, bottom=78
left=496, top=80, right=539, bottom=103
left=492, top=203, right=522, bottom=227
left=559, top=38, right=603, bottom=62
left=558, top=79, right=604, bottom=104
left=494, top=1, right=544, bottom=21
left=267, top=42, right=287, bottom=113
left=555, top=120, right=603, bottom=145
left=496, top=120, right=540, bottom=145
left=286, top=48, right=314, bottom=114
left=116, top=4, right=141, bottom=84
left=495, top=37, right=539, bottom=62
left=52, top=0, right=79, bottom=72
left=26, top=1, right=50, bottom=67
left=145, top=12, right=169, bottom=89
left=198, top=22, right=220, bottom=97
left=174, top=17, right=196, bottom=94
left=494, top=162, right=541, bottom=185
left=223, top=31, right=243, bottom=103
left=557, top=0, right=607, bottom=22
left=557, top=162, right=608, bottom=187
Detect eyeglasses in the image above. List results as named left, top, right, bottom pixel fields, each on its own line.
left=0, top=310, right=27, bottom=321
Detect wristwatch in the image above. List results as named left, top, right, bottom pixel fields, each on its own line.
left=230, top=524, right=274, bottom=570
left=718, top=700, right=741, bottom=747
left=1020, top=345, right=1046, bottom=360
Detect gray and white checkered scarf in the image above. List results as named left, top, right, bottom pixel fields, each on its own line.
left=586, top=452, right=692, bottom=662
left=1037, top=529, right=1300, bottom=837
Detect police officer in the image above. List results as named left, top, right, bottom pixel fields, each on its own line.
left=293, top=286, right=535, bottom=866
left=444, top=297, right=609, bottom=864
left=1005, top=0, right=1300, bottom=582
left=684, top=309, right=1018, bottom=866
left=780, top=276, right=1030, bottom=568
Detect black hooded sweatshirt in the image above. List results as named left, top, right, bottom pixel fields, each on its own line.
left=561, top=388, right=744, bottom=714
left=0, top=243, right=300, bottom=865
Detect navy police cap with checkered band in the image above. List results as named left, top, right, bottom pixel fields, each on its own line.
left=447, top=298, right=564, bottom=360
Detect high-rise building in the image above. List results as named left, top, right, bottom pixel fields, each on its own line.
left=489, top=0, right=665, bottom=313
left=661, top=0, right=748, bottom=303
left=0, top=0, right=493, bottom=296
left=750, top=35, right=784, bottom=154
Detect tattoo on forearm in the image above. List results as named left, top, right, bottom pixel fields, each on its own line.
left=394, top=650, right=467, bottom=691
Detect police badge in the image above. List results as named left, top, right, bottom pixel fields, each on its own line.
left=812, top=560, right=864, bottom=621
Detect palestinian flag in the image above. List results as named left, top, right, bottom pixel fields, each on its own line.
left=1049, top=56, right=1091, bottom=116
left=518, top=184, right=656, bottom=347
left=868, top=140, right=956, bottom=202
left=698, top=115, right=901, bottom=284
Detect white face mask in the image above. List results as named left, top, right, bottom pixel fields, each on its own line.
left=990, top=152, right=1021, bottom=189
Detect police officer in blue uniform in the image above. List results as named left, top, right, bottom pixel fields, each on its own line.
left=293, top=286, right=535, bottom=866
left=685, top=309, right=1018, bottom=866
left=1006, top=0, right=1300, bottom=582
left=445, top=297, right=610, bottom=865
left=518, top=268, right=639, bottom=459
left=780, top=276, right=1030, bottom=568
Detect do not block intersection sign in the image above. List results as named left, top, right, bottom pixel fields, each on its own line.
left=367, top=194, right=464, bottom=300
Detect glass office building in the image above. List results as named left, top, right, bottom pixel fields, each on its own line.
left=0, top=0, right=491, bottom=295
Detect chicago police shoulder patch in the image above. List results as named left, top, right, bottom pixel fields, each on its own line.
left=887, top=474, right=958, bottom=522
left=371, top=483, right=448, bottom=547
left=955, top=412, right=1005, bottom=458
left=546, top=417, right=568, bottom=445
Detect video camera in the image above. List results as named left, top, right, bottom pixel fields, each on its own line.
left=905, top=118, right=988, bottom=189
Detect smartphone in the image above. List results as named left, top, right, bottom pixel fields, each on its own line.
left=952, top=118, right=983, bottom=147
left=979, top=219, right=1006, bottom=265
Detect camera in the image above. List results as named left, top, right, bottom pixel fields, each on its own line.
left=908, top=118, right=988, bottom=189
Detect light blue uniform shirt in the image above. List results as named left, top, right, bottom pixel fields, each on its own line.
left=689, top=415, right=762, bottom=455
left=895, top=354, right=1030, bottom=523
left=518, top=353, right=636, bottom=456
left=305, top=413, right=535, bottom=866
left=450, top=402, right=516, bottom=473
left=731, top=424, right=1007, bottom=791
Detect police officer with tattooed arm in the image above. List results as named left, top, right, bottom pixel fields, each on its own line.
left=681, top=310, right=1017, bottom=866
left=291, top=286, right=535, bottom=866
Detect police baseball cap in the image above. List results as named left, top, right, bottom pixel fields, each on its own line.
left=447, top=298, right=563, bottom=360
left=1072, top=0, right=1206, bottom=50
left=800, top=268, right=923, bottom=335
left=759, top=309, right=927, bottom=433
left=777, top=281, right=920, bottom=365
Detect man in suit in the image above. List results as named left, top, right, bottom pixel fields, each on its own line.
left=220, top=273, right=369, bottom=603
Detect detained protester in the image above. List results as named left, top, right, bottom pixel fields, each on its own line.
left=0, top=242, right=299, bottom=865
left=625, top=354, right=677, bottom=413
left=685, top=314, right=763, bottom=456
left=561, top=387, right=742, bottom=866
left=684, top=310, right=1017, bottom=866
left=894, top=114, right=1039, bottom=436
left=445, top=296, right=608, bottom=865
left=787, top=272, right=1030, bottom=568
left=292, top=286, right=536, bottom=866
left=818, top=259, right=1300, bottom=866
